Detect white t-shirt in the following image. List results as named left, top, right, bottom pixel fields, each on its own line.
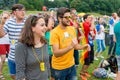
left=96, top=25, right=105, bottom=40
left=109, top=18, right=119, bottom=35
left=0, top=34, right=9, bottom=44
left=109, top=24, right=114, bottom=35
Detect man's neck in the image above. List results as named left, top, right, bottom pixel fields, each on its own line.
left=59, top=23, right=66, bottom=30
left=16, top=18, right=24, bottom=24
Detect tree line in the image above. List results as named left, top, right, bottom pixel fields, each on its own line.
left=19, top=0, right=120, bottom=15
left=1, top=0, right=120, bottom=15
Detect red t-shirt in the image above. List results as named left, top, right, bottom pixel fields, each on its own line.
left=83, top=21, right=91, bottom=43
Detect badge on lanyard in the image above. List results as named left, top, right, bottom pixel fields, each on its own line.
left=64, top=32, right=69, bottom=38
left=40, top=62, right=45, bottom=71
left=11, top=40, right=15, bottom=45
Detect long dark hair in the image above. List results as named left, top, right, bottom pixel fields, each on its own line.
left=19, top=15, right=47, bottom=47
left=44, top=14, right=55, bottom=29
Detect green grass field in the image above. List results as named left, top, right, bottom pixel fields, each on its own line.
left=2, top=46, right=113, bottom=80
left=77, top=46, right=113, bottom=80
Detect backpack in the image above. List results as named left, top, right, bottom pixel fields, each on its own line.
left=99, top=55, right=118, bottom=73
left=93, top=68, right=108, bottom=78
left=107, top=55, right=118, bottom=73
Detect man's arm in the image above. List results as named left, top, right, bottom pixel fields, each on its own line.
left=90, top=15, right=95, bottom=30
left=74, top=44, right=90, bottom=51
left=113, top=35, right=116, bottom=43
left=72, top=37, right=91, bottom=51
left=52, top=44, right=73, bottom=57
left=51, top=38, right=78, bottom=57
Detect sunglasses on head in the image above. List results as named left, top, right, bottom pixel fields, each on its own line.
left=31, top=15, right=44, bottom=24
left=63, top=16, right=72, bottom=19
left=31, top=15, right=38, bottom=24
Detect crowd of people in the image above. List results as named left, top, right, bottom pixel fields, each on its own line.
left=0, top=3, right=120, bottom=80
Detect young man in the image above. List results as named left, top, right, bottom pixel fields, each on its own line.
left=114, top=19, right=120, bottom=80
left=70, top=8, right=80, bottom=69
left=0, top=4, right=26, bottom=80
left=50, top=7, right=90, bottom=80
left=108, top=13, right=119, bottom=56
left=80, top=14, right=95, bottom=80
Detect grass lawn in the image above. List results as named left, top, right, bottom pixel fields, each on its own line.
left=77, top=46, right=113, bottom=80
left=3, top=63, right=11, bottom=80
left=2, top=46, right=113, bottom=80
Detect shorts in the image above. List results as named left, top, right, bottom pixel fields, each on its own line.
left=84, top=46, right=94, bottom=65
left=74, top=50, right=79, bottom=66
left=0, top=44, right=10, bottom=54
left=8, top=59, right=16, bottom=75
left=51, top=65, right=77, bottom=80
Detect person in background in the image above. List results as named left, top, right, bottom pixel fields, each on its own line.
left=50, top=7, right=90, bottom=80
left=88, top=15, right=96, bottom=63
left=0, top=4, right=26, bottom=80
left=44, top=14, right=55, bottom=80
left=94, top=17, right=106, bottom=60
left=79, top=14, right=95, bottom=80
left=45, top=15, right=55, bottom=65
left=70, top=8, right=80, bottom=69
left=113, top=15, right=120, bottom=80
left=0, top=11, right=10, bottom=80
left=108, top=13, right=119, bottom=56
left=15, top=15, right=50, bottom=80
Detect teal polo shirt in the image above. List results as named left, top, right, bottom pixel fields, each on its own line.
left=45, top=31, right=52, bottom=55
left=114, top=22, right=120, bottom=56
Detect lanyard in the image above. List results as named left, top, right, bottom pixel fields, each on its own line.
left=32, top=47, right=44, bottom=63
left=32, top=47, right=45, bottom=71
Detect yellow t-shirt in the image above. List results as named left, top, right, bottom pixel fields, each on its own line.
left=50, top=25, right=76, bottom=70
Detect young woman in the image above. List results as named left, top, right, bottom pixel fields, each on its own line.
left=15, top=16, right=50, bottom=80
left=45, top=15, right=55, bottom=64
left=94, top=17, right=106, bottom=60
left=44, top=14, right=55, bottom=80
left=0, top=11, right=10, bottom=80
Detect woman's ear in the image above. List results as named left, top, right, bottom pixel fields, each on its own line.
left=32, top=27, right=35, bottom=32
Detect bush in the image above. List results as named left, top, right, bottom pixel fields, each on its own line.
left=0, top=10, right=3, bottom=14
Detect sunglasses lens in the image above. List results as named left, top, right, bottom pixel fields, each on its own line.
left=64, top=16, right=72, bottom=19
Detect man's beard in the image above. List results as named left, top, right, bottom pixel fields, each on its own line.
left=61, top=20, right=70, bottom=26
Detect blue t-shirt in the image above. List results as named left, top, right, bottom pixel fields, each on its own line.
left=109, top=19, right=114, bottom=25
left=114, top=22, right=120, bottom=56
left=96, top=24, right=100, bottom=32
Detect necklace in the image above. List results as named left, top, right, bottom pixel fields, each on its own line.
left=32, top=47, right=45, bottom=71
